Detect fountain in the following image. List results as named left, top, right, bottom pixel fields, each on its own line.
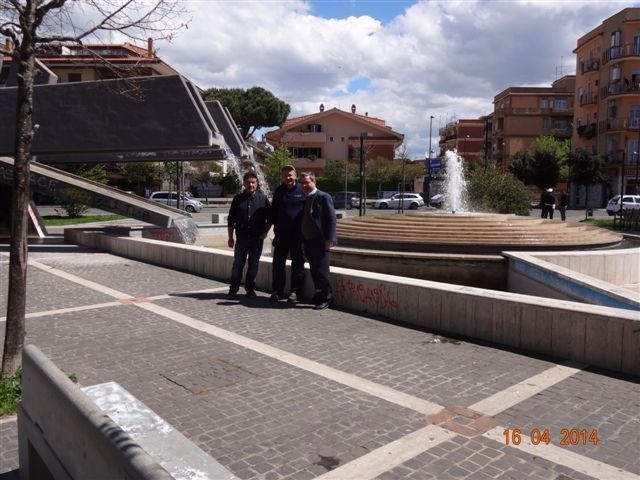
left=332, top=150, right=623, bottom=289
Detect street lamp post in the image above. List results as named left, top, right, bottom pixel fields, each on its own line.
left=344, top=161, right=348, bottom=209
left=359, top=133, right=371, bottom=216
left=463, top=134, right=470, bottom=158
left=424, top=115, right=434, bottom=200
left=619, top=149, right=626, bottom=217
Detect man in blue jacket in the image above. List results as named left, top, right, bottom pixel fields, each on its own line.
left=269, top=165, right=306, bottom=303
left=299, top=172, right=337, bottom=310
left=227, top=172, right=271, bottom=299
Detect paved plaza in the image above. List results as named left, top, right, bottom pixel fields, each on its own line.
left=0, top=238, right=639, bottom=479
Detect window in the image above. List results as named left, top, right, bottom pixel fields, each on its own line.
left=288, top=147, right=322, bottom=158
left=308, top=124, right=322, bottom=132
left=329, top=136, right=334, bottom=142
left=341, top=137, right=345, bottom=142
left=67, top=73, right=82, bottom=82
left=540, top=98, right=549, bottom=108
left=630, top=105, right=640, bottom=129
left=554, top=99, right=568, bottom=111
left=610, top=31, right=621, bottom=59
left=611, top=66, right=621, bottom=82
left=542, top=118, right=549, bottom=129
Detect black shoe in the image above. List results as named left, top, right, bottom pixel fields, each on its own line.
left=226, top=290, right=237, bottom=300
left=246, top=290, right=257, bottom=298
left=313, top=300, right=331, bottom=310
left=269, top=293, right=282, bottom=303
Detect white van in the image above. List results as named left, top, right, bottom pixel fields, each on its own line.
left=149, top=191, right=203, bottom=213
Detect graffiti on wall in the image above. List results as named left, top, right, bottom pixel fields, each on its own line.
left=335, top=278, right=399, bottom=311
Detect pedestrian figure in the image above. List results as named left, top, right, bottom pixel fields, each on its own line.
left=299, top=172, right=337, bottom=310
left=541, top=188, right=556, bottom=219
left=227, top=172, right=271, bottom=299
left=269, top=165, right=306, bottom=303
left=558, top=190, right=568, bottom=221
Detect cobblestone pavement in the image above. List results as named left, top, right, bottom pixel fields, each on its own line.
left=0, top=242, right=639, bottom=480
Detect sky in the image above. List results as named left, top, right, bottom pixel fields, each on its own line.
left=155, top=0, right=631, bottom=159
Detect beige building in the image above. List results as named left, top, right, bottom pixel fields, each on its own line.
left=266, top=104, right=404, bottom=176
left=491, top=76, right=575, bottom=169
left=574, top=7, right=640, bottom=198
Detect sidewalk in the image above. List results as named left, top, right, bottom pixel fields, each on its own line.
left=0, top=240, right=638, bottom=479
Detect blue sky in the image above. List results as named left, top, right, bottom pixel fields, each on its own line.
left=310, top=0, right=414, bottom=23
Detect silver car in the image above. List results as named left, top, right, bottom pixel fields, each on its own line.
left=149, top=191, right=203, bottom=213
left=373, top=193, right=424, bottom=210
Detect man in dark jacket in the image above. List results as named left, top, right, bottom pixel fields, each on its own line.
left=227, top=172, right=271, bottom=299
left=558, top=190, right=569, bottom=221
left=269, top=165, right=306, bottom=303
left=299, top=172, right=337, bottom=310
left=541, top=188, right=555, bottom=219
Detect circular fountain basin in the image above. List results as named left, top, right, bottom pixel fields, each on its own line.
left=331, top=213, right=623, bottom=289
left=335, top=212, right=622, bottom=254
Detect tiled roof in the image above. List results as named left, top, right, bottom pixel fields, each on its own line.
left=282, top=108, right=388, bottom=130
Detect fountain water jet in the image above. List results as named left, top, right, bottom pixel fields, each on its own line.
left=442, top=150, right=469, bottom=214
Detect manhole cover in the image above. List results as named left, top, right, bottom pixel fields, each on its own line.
left=161, top=358, right=256, bottom=395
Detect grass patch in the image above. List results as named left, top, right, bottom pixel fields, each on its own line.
left=583, top=218, right=616, bottom=229
left=0, top=369, right=22, bottom=417
left=42, top=214, right=125, bottom=226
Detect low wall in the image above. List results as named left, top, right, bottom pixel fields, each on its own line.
left=532, top=248, right=639, bottom=287
left=64, top=229, right=640, bottom=376
left=331, top=248, right=507, bottom=290
left=19, top=344, right=172, bottom=480
left=505, top=250, right=640, bottom=311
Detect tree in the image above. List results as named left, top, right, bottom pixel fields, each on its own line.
left=262, top=145, right=295, bottom=192
left=56, top=163, right=108, bottom=217
left=0, top=0, right=187, bottom=379
left=119, top=162, right=161, bottom=195
left=323, top=160, right=358, bottom=185
left=468, top=161, right=531, bottom=215
left=511, top=135, right=569, bottom=190
left=191, top=161, right=223, bottom=202
left=568, top=148, right=607, bottom=219
left=203, top=86, right=290, bottom=140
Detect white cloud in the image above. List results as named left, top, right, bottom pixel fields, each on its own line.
left=160, top=0, right=626, bottom=158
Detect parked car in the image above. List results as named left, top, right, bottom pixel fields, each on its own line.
left=429, top=194, right=444, bottom=208
left=372, top=193, right=424, bottom=210
left=332, top=191, right=361, bottom=210
left=149, top=191, right=203, bottom=213
left=606, top=194, right=640, bottom=216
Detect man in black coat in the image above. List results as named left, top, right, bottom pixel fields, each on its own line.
left=269, top=165, right=306, bottom=303
left=541, top=188, right=556, bottom=219
left=227, top=172, right=271, bottom=299
left=299, top=172, right=337, bottom=310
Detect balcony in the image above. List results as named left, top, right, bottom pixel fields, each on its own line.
left=579, top=93, right=598, bottom=106
left=600, top=81, right=640, bottom=100
left=282, top=131, right=326, bottom=143
left=576, top=123, right=596, bottom=139
left=599, top=117, right=640, bottom=132
left=602, top=43, right=640, bottom=65
left=550, top=126, right=572, bottom=138
left=496, top=106, right=572, bottom=116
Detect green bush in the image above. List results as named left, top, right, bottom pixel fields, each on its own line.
left=468, top=166, right=531, bottom=215
left=0, top=369, right=22, bottom=417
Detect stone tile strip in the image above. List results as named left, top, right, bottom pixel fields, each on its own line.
left=0, top=301, right=122, bottom=323
left=483, top=426, right=640, bottom=480
left=469, top=362, right=585, bottom=416
left=313, top=425, right=456, bottom=480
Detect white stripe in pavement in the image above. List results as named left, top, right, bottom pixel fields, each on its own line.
left=0, top=301, right=122, bottom=323
left=483, top=427, right=640, bottom=480
left=135, top=302, right=444, bottom=415
left=28, top=259, right=131, bottom=300
left=470, top=362, right=585, bottom=416
left=315, top=425, right=456, bottom=480
left=146, top=286, right=229, bottom=301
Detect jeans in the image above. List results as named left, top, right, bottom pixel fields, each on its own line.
left=271, top=235, right=305, bottom=296
left=229, top=236, right=264, bottom=292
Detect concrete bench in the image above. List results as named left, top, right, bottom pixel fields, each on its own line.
left=211, top=213, right=228, bottom=224
left=19, top=344, right=237, bottom=480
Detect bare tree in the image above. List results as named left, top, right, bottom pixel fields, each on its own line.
left=0, top=0, right=188, bottom=378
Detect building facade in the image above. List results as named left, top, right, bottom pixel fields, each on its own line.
left=491, top=76, right=575, bottom=170
left=438, top=118, right=489, bottom=169
left=266, top=104, right=404, bottom=176
left=574, top=7, right=640, bottom=199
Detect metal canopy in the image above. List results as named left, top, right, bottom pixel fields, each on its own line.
left=0, top=75, right=238, bottom=163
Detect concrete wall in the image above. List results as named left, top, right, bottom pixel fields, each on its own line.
left=19, top=345, right=172, bottom=480
left=532, top=249, right=640, bottom=286
left=65, top=229, right=640, bottom=375
left=505, top=250, right=639, bottom=312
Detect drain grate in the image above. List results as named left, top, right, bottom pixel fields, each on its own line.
left=160, top=358, right=257, bottom=395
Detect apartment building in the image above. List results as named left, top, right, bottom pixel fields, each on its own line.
left=266, top=104, right=404, bottom=176
left=491, top=76, right=575, bottom=170
left=438, top=118, right=489, bottom=168
left=574, top=7, right=640, bottom=198
left=1, top=39, right=177, bottom=85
